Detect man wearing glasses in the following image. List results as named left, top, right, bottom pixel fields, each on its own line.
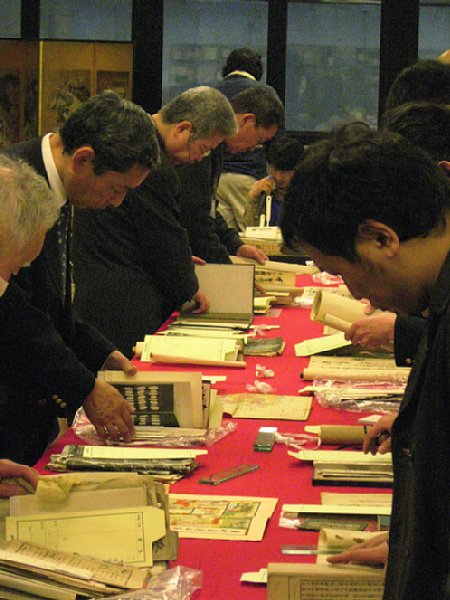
left=73, top=86, right=238, bottom=357
left=177, top=85, right=285, bottom=264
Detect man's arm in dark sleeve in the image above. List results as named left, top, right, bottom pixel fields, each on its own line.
left=177, top=160, right=232, bottom=264
left=214, top=209, right=244, bottom=256
left=136, top=181, right=199, bottom=307
left=394, top=315, right=426, bottom=366
left=0, top=282, right=96, bottom=412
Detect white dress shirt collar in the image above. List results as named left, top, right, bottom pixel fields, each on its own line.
left=41, top=133, right=67, bottom=208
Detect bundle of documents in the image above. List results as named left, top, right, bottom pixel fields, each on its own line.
left=267, top=562, right=384, bottom=600
left=1, top=472, right=179, bottom=598
left=302, top=355, right=410, bottom=382
left=139, top=333, right=245, bottom=367
left=0, top=540, right=150, bottom=599
left=279, top=500, right=391, bottom=532
left=47, top=446, right=207, bottom=482
left=288, top=449, right=393, bottom=487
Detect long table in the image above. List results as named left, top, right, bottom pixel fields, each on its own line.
left=35, top=280, right=390, bottom=600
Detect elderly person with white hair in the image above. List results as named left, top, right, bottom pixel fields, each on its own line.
left=0, top=155, right=59, bottom=496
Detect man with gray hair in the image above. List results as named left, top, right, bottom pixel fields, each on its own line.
left=73, top=86, right=237, bottom=356
left=0, top=155, right=60, bottom=283
left=1, top=92, right=159, bottom=465
left=178, top=85, right=285, bottom=263
left=0, top=156, right=59, bottom=494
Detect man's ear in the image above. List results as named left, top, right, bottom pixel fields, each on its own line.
left=72, top=146, right=95, bottom=173
left=438, top=160, right=450, bottom=177
left=174, top=121, right=193, bottom=136
left=237, top=113, right=256, bottom=127
left=357, top=219, right=400, bottom=257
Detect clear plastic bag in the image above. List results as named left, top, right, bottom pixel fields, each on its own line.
left=72, top=407, right=237, bottom=447
left=312, top=271, right=344, bottom=286
left=311, top=379, right=405, bottom=413
left=105, top=566, right=202, bottom=599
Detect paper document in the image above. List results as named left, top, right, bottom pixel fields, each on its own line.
left=169, top=494, right=277, bottom=541
left=6, top=506, right=165, bottom=567
left=295, top=332, right=351, bottom=356
left=267, top=563, right=384, bottom=599
left=222, top=393, right=312, bottom=420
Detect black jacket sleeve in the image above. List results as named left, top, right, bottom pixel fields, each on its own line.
left=394, top=315, right=426, bottom=366
left=0, top=282, right=96, bottom=411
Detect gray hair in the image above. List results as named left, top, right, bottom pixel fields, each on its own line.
left=0, top=155, right=59, bottom=254
left=159, top=86, right=237, bottom=140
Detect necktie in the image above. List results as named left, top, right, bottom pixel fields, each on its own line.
left=56, top=202, right=71, bottom=299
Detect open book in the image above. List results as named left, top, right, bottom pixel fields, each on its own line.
left=177, top=263, right=254, bottom=328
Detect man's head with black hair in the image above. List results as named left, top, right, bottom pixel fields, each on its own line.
left=222, top=48, right=264, bottom=81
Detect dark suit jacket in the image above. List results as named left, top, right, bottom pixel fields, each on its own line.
left=1, top=138, right=114, bottom=465
left=177, top=147, right=243, bottom=264
left=73, top=146, right=198, bottom=358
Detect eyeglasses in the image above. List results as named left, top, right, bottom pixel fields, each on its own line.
left=188, top=135, right=213, bottom=162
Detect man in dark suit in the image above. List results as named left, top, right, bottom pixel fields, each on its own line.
left=1, top=92, right=159, bottom=465
left=73, top=87, right=237, bottom=357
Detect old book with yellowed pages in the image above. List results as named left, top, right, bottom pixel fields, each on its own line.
left=267, top=562, right=384, bottom=600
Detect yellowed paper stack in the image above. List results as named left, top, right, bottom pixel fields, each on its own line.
left=302, top=355, right=410, bottom=382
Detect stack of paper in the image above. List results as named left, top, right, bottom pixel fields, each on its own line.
left=288, top=449, right=393, bottom=487
left=1, top=472, right=179, bottom=598
left=47, top=446, right=207, bottom=482
left=0, top=540, right=149, bottom=599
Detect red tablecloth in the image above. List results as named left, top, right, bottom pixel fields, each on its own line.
left=35, top=280, right=389, bottom=600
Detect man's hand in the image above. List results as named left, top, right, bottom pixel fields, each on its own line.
left=0, top=459, right=39, bottom=497
left=237, top=244, right=267, bottom=265
left=191, top=290, right=210, bottom=314
left=83, top=379, right=135, bottom=442
left=363, top=412, right=398, bottom=455
left=103, top=350, right=137, bottom=375
left=248, top=176, right=275, bottom=201
left=327, top=532, right=389, bottom=567
left=191, top=255, right=206, bottom=266
left=345, top=312, right=397, bottom=351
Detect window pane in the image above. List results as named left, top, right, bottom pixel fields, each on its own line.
left=419, top=3, right=450, bottom=60
left=40, top=0, right=132, bottom=41
left=0, top=0, right=20, bottom=38
left=163, top=0, right=268, bottom=103
left=286, top=2, right=380, bottom=132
